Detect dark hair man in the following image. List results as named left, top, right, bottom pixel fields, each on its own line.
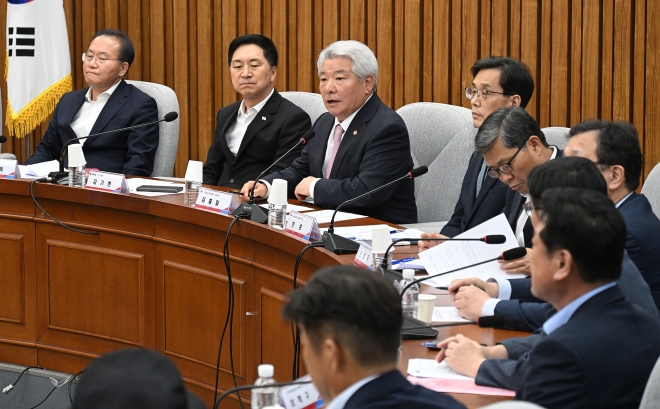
left=242, top=40, right=417, bottom=224
left=436, top=188, right=660, bottom=409
left=282, top=265, right=465, bottom=409
left=24, top=29, right=159, bottom=176
left=420, top=56, right=534, bottom=246
left=203, top=34, right=311, bottom=188
left=564, top=119, right=660, bottom=310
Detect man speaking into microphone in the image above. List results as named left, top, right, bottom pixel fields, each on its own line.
left=24, top=29, right=159, bottom=176
left=241, top=40, right=417, bottom=224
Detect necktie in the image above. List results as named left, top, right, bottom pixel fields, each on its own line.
left=476, top=160, right=488, bottom=198
left=325, top=124, right=343, bottom=178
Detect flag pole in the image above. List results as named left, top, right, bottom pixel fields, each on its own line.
left=25, top=134, right=30, bottom=160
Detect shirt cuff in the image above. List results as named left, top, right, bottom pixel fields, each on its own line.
left=481, top=298, right=500, bottom=317
left=308, top=178, right=320, bottom=199
left=260, top=180, right=271, bottom=199
left=493, top=278, right=512, bottom=300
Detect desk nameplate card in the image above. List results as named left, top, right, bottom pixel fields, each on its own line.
left=280, top=377, right=322, bottom=409
left=353, top=241, right=373, bottom=269
left=85, top=171, right=129, bottom=193
left=194, top=188, right=238, bottom=214
left=285, top=211, right=322, bottom=241
left=0, top=159, right=19, bottom=179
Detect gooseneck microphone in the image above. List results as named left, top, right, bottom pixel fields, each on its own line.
left=379, top=235, right=506, bottom=270
left=232, top=129, right=315, bottom=223
left=47, top=111, right=179, bottom=183
left=214, top=380, right=312, bottom=409
left=398, top=246, right=527, bottom=339
left=323, top=166, right=429, bottom=254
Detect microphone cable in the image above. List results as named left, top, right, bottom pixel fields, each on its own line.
left=213, top=211, right=249, bottom=408
left=2, top=366, right=43, bottom=394
left=30, top=179, right=98, bottom=235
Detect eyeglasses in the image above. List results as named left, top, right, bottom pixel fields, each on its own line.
left=465, top=87, right=512, bottom=101
left=486, top=140, right=529, bottom=178
left=82, top=53, right=122, bottom=65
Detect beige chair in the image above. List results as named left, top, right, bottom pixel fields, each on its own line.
left=280, top=91, right=327, bottom=124
left=541, top=126, right=569, bottom=150
left=641, top=162, right=660, bottom=218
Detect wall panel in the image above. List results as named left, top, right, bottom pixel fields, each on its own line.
left=1, top=0, right=659, bottom=179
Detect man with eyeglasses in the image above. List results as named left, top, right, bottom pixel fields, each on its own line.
left=24, top=29, right=159, bottom=176
left=564, top=120, right=660, bottom=312
left=420, top=56, right=534, bottom=248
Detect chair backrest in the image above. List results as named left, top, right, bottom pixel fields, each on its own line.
left=396, top=102, right=476, bottom=223
left=479, top=401, right=546, bottom=409
left=541, top=126, right=569, bottom=150
left=125, top=80, right=180, bottom=177
left=280, top=91, right=327, bottom=124
left=641, top=162, right=660, bottom=218
left=0, top=153, right=17, bottom=160
left=639, top=355, right=660, bottom=409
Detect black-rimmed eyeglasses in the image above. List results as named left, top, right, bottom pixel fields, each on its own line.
left=465, top=87, right=512, bottom=101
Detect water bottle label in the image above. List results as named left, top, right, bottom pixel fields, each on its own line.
left=285, top=211, right=321, bottom=241
left=195, top=188, right=238, bottom=214
left=353, top=241, right=373, bottom=269
left=280, top=377, right=322, bottom=409
left=0, top=159, right=18, bottom=179
left=86, top=171, right=128, bottom=193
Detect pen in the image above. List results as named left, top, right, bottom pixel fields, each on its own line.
left=422, top=342, right=488, bottom=349
left=392, top=257, right=414, bottom=266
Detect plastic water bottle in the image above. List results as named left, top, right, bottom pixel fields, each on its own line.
left=252, top=364, right=279, bottom=409
left=68, top=164, right=86, bottom=188
left=399, top=269, right=419, bottom=319
left=267, top=203, right=287, bottom=230
left=184, top=180, right=201, bottom=206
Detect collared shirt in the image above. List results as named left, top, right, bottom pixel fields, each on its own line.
left=615, top=191, right=634, bottom=209
left=226, top=88, right=275, bottom=155
left=324, top=374, right=378, bottom=409
left=543, top=282, right=616, bottom=335
left=70, top=79, right=122, bottom=144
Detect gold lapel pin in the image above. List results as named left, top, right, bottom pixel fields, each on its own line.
left=353, top=130, right=358, bottom=135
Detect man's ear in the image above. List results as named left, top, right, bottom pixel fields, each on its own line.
left=607, top=165, right=626, bottom=191
left=324, top=337, right=344, bottom=373
left=553, top=249, right=573, bottom=282
left=510, top=94, right=522, bottom=107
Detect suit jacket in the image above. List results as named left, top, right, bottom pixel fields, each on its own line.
left=441, top=155, right=508, bottom=237
left=478, top=286, right=660, bottom=409
left=493, top=251, right=659, bottom=331
left=343, top=370, right=465, bottom=409
left=618, top=192, right=660, bottom=311
left=263, top=93, right=417, bottom=224
left=202, top=90, right=311, bottom=188
left=24, top=80, right=159, bottom=176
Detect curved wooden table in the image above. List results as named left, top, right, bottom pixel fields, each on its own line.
left=0, top=178, right=519, bottom=408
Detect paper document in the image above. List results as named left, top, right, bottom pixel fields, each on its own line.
left=418, top=214, right=526, bottom=287
left=285, top=203, right=314, bottom=213
left=303, top=209, right=367, bottom=224
left=432, top=307, right=473, bottom=323
left=407, top=359, right=473, bottom=380
left=407, top=375, right=516, bottom=397
left=18, top=160, right=59, bottom=178
left=126, top=178, right=185, bottom=197
left=320, top=224, right=394, bottom=241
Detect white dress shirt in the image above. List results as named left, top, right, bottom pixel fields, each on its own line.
left=70, top=80, right=122, bottom=144
left=225, top=88, right=274, bottom=155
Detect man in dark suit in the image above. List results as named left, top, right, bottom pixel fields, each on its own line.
left=565, top=119, right=660, bottom=311
left=203, top=34, right=311, bottom=188
left=436, top=188, right=660, bottom=409
left=24, top=29, right=159, bottom=176
left=282, top=265, right=465, bottom=409
left=242, top=40, right=416, bottom=224
left=420, top=57, right=533, bottom=247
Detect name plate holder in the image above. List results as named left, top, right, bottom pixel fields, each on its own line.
left=0, top=159, right=19, bottom=179
left=280, top=377, right=322, bottom=409
left=194, top=187, right=238, bottom=214
left=353, top=241, right=373, bottom=269
left=85, top=171, right=129, bottom=193
left=285, top=211, right=322, bottom=241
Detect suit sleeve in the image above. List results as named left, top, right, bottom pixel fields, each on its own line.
left=203, top=109, right=229, bottom=185
left=23, top=99, right=67, bottom=165
left=476, top=333, right=543, bottom=391
left=494, top=300, right=554, bottom=332
left=441, top=155, right=475, bottom=237
left=312, top=119, right=411, bottom=209
left=122, top=95, right=159, bottom=176
left=266, top=109, right=312, bottom=175
left=509, top=277, right=544, bottom=302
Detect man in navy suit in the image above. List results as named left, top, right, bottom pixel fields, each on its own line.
left=24, top=29, right=159, bottom=176
left=242, top=40, right=416, bottom=224
left=420, top=56, right=533, bottom=248
left=282, top=265, right=465, bottom=409
left=203, top=34, right=311, bottom=188
left=436, top=188, right=660, bottom=409
left=565, top=119, right=660, bottom=311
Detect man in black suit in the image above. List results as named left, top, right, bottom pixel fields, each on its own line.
left=282, top=265, right=465, bottom=409
left=203, top=35, right=311, bottom=188
left=420, top=56, right=533, bottom=247
left=242, top=40, right=416, bottom=224
left=565, top=119, right=660, bottom=310
left=24, top=29, right=159, bottom=176
left=436, top=188, right=660, bottom=409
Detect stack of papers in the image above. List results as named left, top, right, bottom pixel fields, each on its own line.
left=318, top=225, right=424, bottom=244
left=407, top=359, right=515, bottom=396
left=432, top=307, right=473, bottom=323
left=17, top=160, right=59, bottom=179
left=303, top=209, right=368, bottom=224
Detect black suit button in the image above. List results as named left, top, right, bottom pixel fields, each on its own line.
left=229, top=178, right=235, bottom=183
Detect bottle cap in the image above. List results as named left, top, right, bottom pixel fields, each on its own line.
left=402, top=269, right=415, bottom=280
left=258, top=364, right=274, bottom=378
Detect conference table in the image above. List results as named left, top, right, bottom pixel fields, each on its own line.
left=0, top=177, right=523, bottom=408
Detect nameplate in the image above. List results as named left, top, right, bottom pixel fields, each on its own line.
left=194, top=188, right=238, bottom=214
left=280, top=377, right=322, bottom=409
left=353, top=241, right=373, bottom=269
left=0, top=159, right=19, bottom=179
left=285, top=211, right=322, bottom=241
left=85, top=171, right=128, bottom=193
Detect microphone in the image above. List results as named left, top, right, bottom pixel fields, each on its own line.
left=323, top=166, right=428, bottom=254
left=399, top=246, right=526, bottom=339
left=477, top=315, right=506, bottom=328
left=214, top=380, right=312, bottom=409
left=0, top=135, right=7, bottom=143
left=47, top=111, right=179, bottom=184
left=232, top=129, right=315, bottom=223
left=379, top=235, right=506, bottom=270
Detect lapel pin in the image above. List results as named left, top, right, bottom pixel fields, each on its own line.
left=353, top=130, right=358, bottom=135
left=262, top=116, right=267, bottom=121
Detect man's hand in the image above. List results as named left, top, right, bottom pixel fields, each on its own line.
left=498, top=247, right=532, bottom=275
left=294, top=176, right=316, bottom=200
left=452, top=285, right=491, bottom=320
left=448, top=278, right=499, bottom=299
left=241, top=180, right=267, bottom=201
left=435, top=334, right=486, bottom=378
left=418, top=232, right=449, bottom=251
